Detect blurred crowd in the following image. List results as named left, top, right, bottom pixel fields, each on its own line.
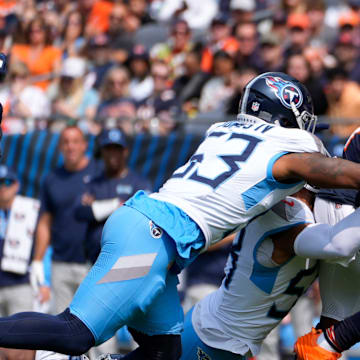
left=0, top=0, right=359, bottom=137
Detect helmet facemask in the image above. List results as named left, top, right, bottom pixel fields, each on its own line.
left=290, top=101, right=317, bottom=133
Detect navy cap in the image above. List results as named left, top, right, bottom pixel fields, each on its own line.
left=98, top=129, right=127, bottom=148
left=0, top=165, right=17, bottom=181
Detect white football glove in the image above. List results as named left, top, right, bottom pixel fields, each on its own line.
left=30, top=260, right=45, bottom=294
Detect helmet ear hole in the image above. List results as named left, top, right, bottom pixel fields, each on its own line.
left=278, top=116, right=297, bottom=129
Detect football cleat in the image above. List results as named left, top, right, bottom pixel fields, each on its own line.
left=294, top=327, right=341, bottom=360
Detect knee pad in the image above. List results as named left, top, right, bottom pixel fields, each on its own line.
left=127, top=328, right=181, bottom=360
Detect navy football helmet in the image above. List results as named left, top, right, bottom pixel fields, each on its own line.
left=238, top=72, right=317, bottom=132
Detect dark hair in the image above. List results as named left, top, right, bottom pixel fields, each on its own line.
left=326, top=67, right=349, bottom=81
left=61, top=10, right=85, bottom=40
left=24, top=16, right=52, bottom=45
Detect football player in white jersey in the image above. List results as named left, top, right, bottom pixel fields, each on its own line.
left=294, top=128, right=360, bottom=360
left=180, top=186, right=360, bottom=359
left=1, top=72, right=360, bottom=360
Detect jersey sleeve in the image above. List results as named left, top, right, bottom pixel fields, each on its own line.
left=343, top=128, right=360, bottom=163
left=276, top=129, right=329, bottom=156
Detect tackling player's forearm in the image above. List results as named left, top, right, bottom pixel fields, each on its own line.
left=294, top=207, right=360, bottom=264
left=34, top=212, right=52, bottom=261
left=276, top=152, right=360, bottom=189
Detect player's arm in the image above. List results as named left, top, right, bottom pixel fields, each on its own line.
left=273, top=152, right=360, bottom=189
left=75, top=194, right=122, bottom=222
left=271, top=207, right=360, bottom=265
left=31, top=212, right=52, bottom=293
left=294, top=206, right=360, bottom=264
left=33, top=212, right=52, bottom=262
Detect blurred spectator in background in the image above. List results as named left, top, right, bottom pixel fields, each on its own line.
left=285, top=53, right=328, bottom=115
left=303, top=45, right=333, bottom=83
left=199, top=50, right=235, bottom=114
left=325, top=67, right=360, bottom=138
left=97, top=66, right=136, bottom=135
left=154, top=0, right=218, bottom=31
left=284, top=13, right=311, bottom=59
left=332, top=17, right=360, bottom=83
left=151, top=19, right=193, bottom=78
left=30, top=126, right=101, bottom=314
left=258, top=33, right=284, bottom=73
left=0, top=165, right=39, bottom=316
left=226, top=66, right=258, bottom=115
left=0, top=61, right=50, bottom=133
left=129, top=0, right=153, bottom=26
left=84, top=0, right=114, bottom=38
left=109, top=5, right=141, bottom=65
left=49, top=57, right=99, bottom=133
left=86, top=33, right=114, bottom=90
left=106, top=3, right=132, bottom=64
left=279, top=0, right=306, bottom=14
left=11, top=16, right=62, bottom=90
left=337, top=10, right=360, bottom=47
left=137, top=61, right=182, bottom=135
left=271, top=11, right=288, bottom=43
left=201, top=14, right=239, bottom=73
left=172, top=47, right=211, bottom=116
left=128, top=45, right=154, bottom=103
left=234, top=21, right=262, bottom=70
left=59, top=10, right=86, bottom=59
left=306, top=0, right=337, bottom=46
left=229, top=0, right=256, bottom=24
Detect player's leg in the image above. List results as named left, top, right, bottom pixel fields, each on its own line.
left=0, top=309, right=94, bottom=355
left=319, top=257, right=360, bottom=328
left=180, top=308, right=245, bottom=360
left=70, top=206, right=178, bottom=346
left=122, top=273, right=183, bottom=360
left=0, top=206, right=177, bottom=355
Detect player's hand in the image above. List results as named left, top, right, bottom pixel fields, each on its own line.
left=294, top=328, right=341, bottom=360
left=38, top=285, right=51, bottom=304
left=81, top=193, right=95, bottom=206
left=30, top=260, right=45, bottom=294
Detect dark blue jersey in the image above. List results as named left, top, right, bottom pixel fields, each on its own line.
left=76, top=169, right=152, bottom=263
left=40, top=158, right=102, bottom=263
left=0, top=209, right=29, bottom=287
left=318, top=128, right=360, bottom=207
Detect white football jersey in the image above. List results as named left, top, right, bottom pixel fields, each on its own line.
left=192, top=196, right=318, bottom=357
left=151, top=116, right=326, bottom=249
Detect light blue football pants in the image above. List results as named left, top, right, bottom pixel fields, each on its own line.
left=69, top=206, right=184, bottom=345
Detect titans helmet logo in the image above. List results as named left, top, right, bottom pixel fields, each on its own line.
left=197, top=347, right=211, bottom=360
left=265, top=76, right=303, bottom=109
